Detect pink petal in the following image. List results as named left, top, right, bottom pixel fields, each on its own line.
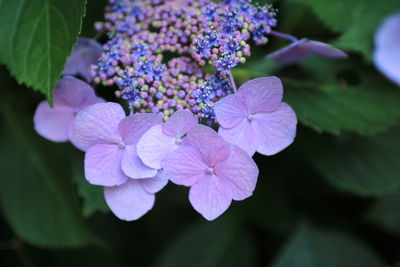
left=84, top=143, right=128, bottom=186
left=55, top=76, right=103, bottom=108
left=184, top=125, right=230, bottom=167
left=189, top=175, right=232, bottom=221
left=218, top=120, right=257, bottom=156
left=162, top=110, right=198, bottom=137
left=137, top=124, right=178, bottom=169
left=74, top=102, right=125, bottom=151
left=33, top=101, right=74, bottom=142
left=238, top=77, right=283, bottom=114
left=374, top=12, right=400, bottom=86
left=118, top=113, right=162, bottom=145
left=140, top=170, right=169, bottom=194
left=214, top=94, right=247, bottom=128
left=63, top=38, right=103, bottom=82
left=162, top=144, right=208, bottom=186
left=252, top=103, right=297, bottom=156
left=104, top=179, right=155, bottom=221
left=215, top=145, right=259, bottom=201
left=121, top=145, right=158, bottom=179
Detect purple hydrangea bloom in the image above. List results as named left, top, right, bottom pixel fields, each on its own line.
left=214, top=77, right=297, bottom=156
left=266, top=38, right=347, bottom=64
left=137, top=110, right=198, bottom=169
left=73, top=102, right=168, bottom=220
left=162, top=125, right=259, bottom=220
left=373, top=12, right=400, bottom=86
left=63, top=38, right=103, bottom=82
left=33, top=76, right=104, bottom=146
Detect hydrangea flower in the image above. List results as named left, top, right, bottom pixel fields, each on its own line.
left=63, top=38, right=103, bottom=82
left=33, top=76, right=104, bottom=146
left=73, top=102, right=168, bottom=220
left=137, top=110, right=198, bottom=169
left=162, top=125, right=258, bottom=220
left=373, top=12, right=400, bottom=86
left=266, top=38, right=348, bottom=64
left=214, top=77, right=297, bottom=156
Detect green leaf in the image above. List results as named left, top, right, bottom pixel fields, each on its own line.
left=0, top=84, right=99, bottom=248
left=272, top=224, right=383, bottom=267
left=286, top=0, right=398, bottom=60
left=156, top=217, right=255, bottom=267
left=72, top=156, right=109, bottom=217
left=0, top=0, right=87, bottom=101
left=367, top=194, right=400, bottom=236
left=304, top=127, right=400, bottom=197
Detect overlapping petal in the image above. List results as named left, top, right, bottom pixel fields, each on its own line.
left=162, top=110, right=198, bottom=137
left=189, top=174, right=232, bottom=221
left=252, top=103, right=297, bottom=156
left=118, top=113, right=162, bottom=145
left=184, top=125, right=230, bottom=166
left=137, top=124, right=178, bottom=169
left=215, top=145, right=259, bottom=201
left=238, top=77, right=283, bottom=113
left=162, top=144, right=207, bottom=186
left=104, top=179, right=155, bottom=221
left=74, top=102, right=125, bottom=151
left=121, top=145, right=158, bottom=179
left=218, top=120, right=257, bottom=156
left=84, top=144, right=128, bottom=186
left=140, top=170, right=169, bottom=194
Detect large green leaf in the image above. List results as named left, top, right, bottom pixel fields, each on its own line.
left=0, top=85, right=99, bottom=248
left=0, top=0, right=87, bottom=101
left=272, top=224, right=383, bottom=267
left=304, top=127, right=400, bottom=197
left=287, top=0, right=398, bottom=60
left=156, top=217, right=255, bottom=267
left=367, top=194, right=400, bottom=236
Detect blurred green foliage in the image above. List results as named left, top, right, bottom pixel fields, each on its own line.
left=0, top=0, right=400, bottom=266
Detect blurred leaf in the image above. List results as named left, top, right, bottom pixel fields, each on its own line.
left=0, top=0, right=86, bottom=101
left=156, top=217, right=256, bottom=267
left=367, top=194, right=400, bottom=236
left=0, top=82, right=99, bottom=248
left=304, top=127, right=400, bottom=197
left=72, top=157, right=109, bottom=217
left=272, top=224, right=383, bottom=267
left=286, top=0, right=398, bottom=60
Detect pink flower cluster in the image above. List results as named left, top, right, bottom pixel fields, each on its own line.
left=34, top=38, right=297, bottom=221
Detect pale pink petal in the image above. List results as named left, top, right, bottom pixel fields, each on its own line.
left=215, top=145, right=259, bottom=201
left=121, top=145, right=158, bottom=179
left=189, top=175, right=232, bottom=221
left=55, top=76, right=103, bottom=108
left=218, top=121, right=257, bottom=156
left=63, top=38, right=103, bottom=82
left=162, top=144, right=208, bottom=186
left=104, top=180, right=155, bottom=221
left=374, top=12, right=400, bottom=85
left=140, top=170, right=169, bottom=193
left=214, top=94, right=247, bottom=128
left=33, top=101, right=74, bottom=142
left=238, top=77, right=283, bottom=114
left=137, top=124, right=178, bottom=169
left=184, top=125, right=230, bottom=166
left=162, top=110, right=198, bottom=137
left=74, top=102, right=125, bottom=151
left=252, top=103, right=297, bottom=156
left=118, top=113, right=162, bottom=145
left=84, top=144, right=128, bottom=186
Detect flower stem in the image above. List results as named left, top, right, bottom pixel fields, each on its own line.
left=228, top=71, right=237, bottom=94
left=270, top=30, right=298, bottom=43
